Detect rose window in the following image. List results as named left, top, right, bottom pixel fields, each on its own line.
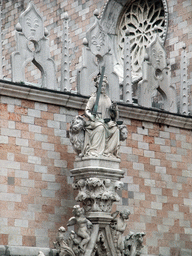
left=117, top=0, right=167, bottom=77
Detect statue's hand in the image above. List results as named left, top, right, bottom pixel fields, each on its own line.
left=89, top=114, right=95, bottom=122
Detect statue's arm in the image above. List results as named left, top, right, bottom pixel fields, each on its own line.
left=67, top=217, right=76, bottom=226
left=86, top=218, right=92, bottom=228
left=85, top=96, right=96, bottom=121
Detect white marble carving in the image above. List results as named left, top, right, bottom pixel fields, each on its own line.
left=138, top=33, right=177, bottom=113
left=77, top=10, right=120, bottom=102
left=111, top=209, right=131, bottom=255
left=53, top=226, right=75, bottom=256
left=70, top=74, right=128, bottom=158
left=124, top=232, right=145, bottom=256
left=11, top=2, right=56, bottom=89
left=73, top=177, right=123, bottom=213
left=67, top=206, right=92, bottom=254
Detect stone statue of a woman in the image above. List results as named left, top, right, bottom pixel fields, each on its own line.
left=83, top=74, right=120, bottom=158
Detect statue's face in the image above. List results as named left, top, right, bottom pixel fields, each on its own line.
left=121, top=128, right=128, bottom=140
left=101, top=81, right=107, bottom=94
left=75, top=208, right=82, bottom=216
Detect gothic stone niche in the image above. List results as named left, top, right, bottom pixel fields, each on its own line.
left=77, top=10, right=120, bottom=102
left=138, top=34, right=177, bottom=113
left=101, top=0, right=168, bottom=82
left=11, top=2, right=56, bottom=89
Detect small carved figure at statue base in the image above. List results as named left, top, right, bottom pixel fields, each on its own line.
left=67, top=205, right=93, bottom=253
left=69, top=116, right=85, bottom=155
left=53, top=226, right=75, bottom=256
left=124, top=232, right=145, bottom=256
left=111, top=209, right=131, bottom=255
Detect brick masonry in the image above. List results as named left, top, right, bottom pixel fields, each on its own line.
left=0, top=92, right=192, bottom=255
left=1, top=0, right=192, bottom=103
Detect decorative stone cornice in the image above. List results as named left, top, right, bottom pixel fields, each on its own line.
left=0, top=80, right=191, bottom=130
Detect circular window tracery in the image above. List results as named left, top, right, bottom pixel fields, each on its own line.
left=117, top=0, right=166, bottom=78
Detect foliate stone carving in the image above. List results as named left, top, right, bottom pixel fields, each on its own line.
left=11, top=2, right=56, bottom=89
left=117, top=0, right=167, bottom=79
left=124, top=232, right=145, bottom=256
left=111, top=210, right=131, bottom=255
left=77, top=10, right=120, bottom=102
left=138, top=33, right=177, bottom=113
left=73, top=178, right=123, bottom=213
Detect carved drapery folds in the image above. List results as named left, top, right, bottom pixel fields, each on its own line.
left=11, top=2, right=56, bottom=89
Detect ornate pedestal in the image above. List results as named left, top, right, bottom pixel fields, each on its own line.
left=71, top=157, right=124, bottom=256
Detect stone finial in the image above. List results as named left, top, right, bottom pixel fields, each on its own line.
left=11, top=2, right=57, bottom=90
left=61, top=11, right=70, bottom=91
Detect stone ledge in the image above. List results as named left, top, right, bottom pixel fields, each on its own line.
left=0, top=246, right=57, bottom=256
left=74, top=156, right=120, bottom=169
left=0, top=80, right=191, bottom=130
left=71, top=166, right=125, bottom=180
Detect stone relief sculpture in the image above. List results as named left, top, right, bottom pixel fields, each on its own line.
left=11, top=2, right=56, bottom=89
left=53, top=226, right=75, bottom=256
left=124, top=232, right=146, bottom=256
left=111, top=210, right=131, bottom=255
left=67, top=205, right=93, bottom=254
left=138, top=32, right=177, bottom=112
left=69, top=116, right=86, bottom=155
left=70, top=71, right=128, bottom=159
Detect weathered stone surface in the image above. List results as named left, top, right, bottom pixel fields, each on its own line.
left=77, top=10, right=120, bottom=102
left=138, top=34, right=177, bottom=113
left=11, top=2, right=56, bottom=90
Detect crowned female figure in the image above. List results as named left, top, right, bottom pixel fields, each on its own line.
left=83, top=74, right=120, bottom=158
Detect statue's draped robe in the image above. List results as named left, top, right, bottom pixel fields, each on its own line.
left=83, top=93, right=119, bottom=157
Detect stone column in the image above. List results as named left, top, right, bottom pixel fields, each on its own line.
left=61, top=12, right=70, bottom=91
left=180, top=46, right=189, bottom=115
left=123, top=30, right=132, bottom=104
